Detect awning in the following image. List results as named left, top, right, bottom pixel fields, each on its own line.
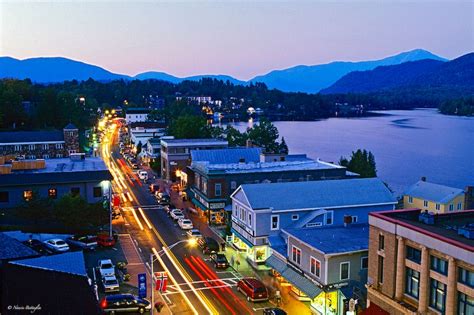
left=224, top=204, right=232, bottom=211
left=281, top=267, right=322, bottom=299
left=265, top=254, right=287, bottom=274
left=191, top=198, right=207, bottom=210
left=231, top=227, right=254, bottom=248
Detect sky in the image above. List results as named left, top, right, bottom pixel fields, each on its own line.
left=1, top=0, right=473, bottom=80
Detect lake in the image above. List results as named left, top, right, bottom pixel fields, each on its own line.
left=229, top=109, right=474, bottom=196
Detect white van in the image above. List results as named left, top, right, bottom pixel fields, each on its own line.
left=138, top=170, right=148, bottom=181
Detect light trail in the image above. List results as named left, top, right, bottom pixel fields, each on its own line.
left=138, top=207, right=153, bottom=229
left=130, top=207, right=144, bottom=230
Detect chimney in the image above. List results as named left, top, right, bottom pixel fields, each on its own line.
left=246, top=139, right=253, bottom=148
left=421, top=176, right=427, bottom=182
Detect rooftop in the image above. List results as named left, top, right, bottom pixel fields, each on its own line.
left=130, top=121, right=166, bottom=129
left=125, top=107, right=151, bottom=114
left=370, top=209, right=474, bottom=249
left=10, top=251, right=88, bottom=276
left=0, top=130, right=64, bottom=144
left=0, top=233, right=39, bottom=260
left=191, top=147, right=262, bottom=164
left=235, top=178, right=396, bottom=211
left=63, top=123, right=78, bottom=130
left=161, top=138, right=228, bottom=147
left=404, top=180, right=464, bottom=203
left=283, top=224, right=369, bottom=254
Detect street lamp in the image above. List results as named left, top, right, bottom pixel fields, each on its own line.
left=150, top=239, right=197, bottom=311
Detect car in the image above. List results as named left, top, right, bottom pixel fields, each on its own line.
left=210, top=253, right=229, bottom=269
left=99, top=294, right=151, bottom=314
left=263, top=308, right=287, bottom=315
left=22, top=239, right=53, bottom=255
left=44, top=239, right=70, bottom=252
left=102, top=275, right=120, bottom=293
left=156, top=192, right=171, bottom=205
left=97, top=234, right=117, bottom=247
left=170, top=209, right=185, bottom=221
left=186, top=229, right=202, bottom=239
left=98, top=259, right=115, bottom=278
left=197, top=237, right=219, bottom=254
left=149, top=184, right=160, bottom=193
left=178, top=218, right=193, bottom=230
left=236, top=277, right=269, bottom=302
left=66, top=235, right=97, bottom=250
left=138, top=170, right=148, bottom=181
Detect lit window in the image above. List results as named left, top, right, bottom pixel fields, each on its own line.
left=310, top=257, right=321, bottom=277
left=340, top=262, right=350, bottom=280
left=405, top=267, right=420, bottom=298
left=23, top=190, right=33, bottom=201
left=292, top=246, right=301, bottom=265
left=429, top=279, right=446, bottom=312
left=48, top=188, right=57, bottom=199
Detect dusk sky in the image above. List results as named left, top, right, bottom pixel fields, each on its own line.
left=1, top=1, right=473, bottom=80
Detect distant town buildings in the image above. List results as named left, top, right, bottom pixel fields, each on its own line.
left=366, top=208, right=473, bottom=315
left=125, top=107, right=152, bottom=124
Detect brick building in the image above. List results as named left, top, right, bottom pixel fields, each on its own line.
left=0, top=123, right=80, bottom=159
left=366, top=209, right=473, bottom=314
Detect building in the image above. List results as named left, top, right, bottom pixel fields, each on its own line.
left=0, top=123, right=80, bottom=159
left=0, top=155, right=113, bottom=208
left=188, top=147, right=349, bottom=225
left=230, top=178, right=397, bottom=266
left=144, top=137, right=162, bottom=164
left=404, top=179, right=466, bottom=213
left=128, top=122, right=166, bottom=154
left=160, top=138, right=228, bottom=181
left=125, top=107, right=152, bottom=124
left=366, top=208, right=474, bottom=315
left=176, top=96, right=213, bottom=104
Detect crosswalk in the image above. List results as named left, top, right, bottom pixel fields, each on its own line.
left=162, top=275, right=242, bottom=296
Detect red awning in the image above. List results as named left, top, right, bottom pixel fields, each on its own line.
left=360, top=303, right=389, bottom=315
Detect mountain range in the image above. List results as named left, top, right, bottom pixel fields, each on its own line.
left=0, top=49, right=448, bottom=93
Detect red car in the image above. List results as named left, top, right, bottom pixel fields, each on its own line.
left=97, top=233, right=116, bottom=247
left=237, top=277, right=269, bottom=302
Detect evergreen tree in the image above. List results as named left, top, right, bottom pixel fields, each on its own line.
left=339, top=149, right=377, bottom=178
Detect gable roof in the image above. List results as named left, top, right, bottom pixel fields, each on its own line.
left=404, top=180, right=464, bottom=203
left=0, top=130, right=64, bottom=144
left=63, top=123, right=78, bottom=130
left=10, top=251, right=87, bottom=276
left=0, top=233, right=39, bottom=260
left=238, top=178, right=396, bottom=211
left=191, top=147, right=262, bottom=164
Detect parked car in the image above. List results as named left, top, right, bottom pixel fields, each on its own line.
left=138, top=170, right=148, bottom=181
left=22, top=239, right=52, bottom=255
left=44, top=239, right=70, bottom=252
left=236, top=277, right=269, bottom=302
left=99, top=294, right=151, bottom=314
left=149, top=184, right=160, bottom=193
left=98, top=259, right=115, bottom=278
left=263, top=308, right=287, bottom=315
left=197, top=237, right=219, bottom=254
left=156, top=192, right=171, bottom=205
left=66, top=235, right=97, bottom=250
left=178, top=218, right=193, bottom=230
left=102, top=275, right=120, bottom=293
left=186, top=229, right=202, bottom=239
left=210, top=253, right=229, bottom=269
left=170, top=210, right=185, bottom=221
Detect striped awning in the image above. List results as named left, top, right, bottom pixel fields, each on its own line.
left=281, top=267, right=322, bottom=299
left=265, top=254, right=287, bottom=274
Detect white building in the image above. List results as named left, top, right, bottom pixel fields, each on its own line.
left=125, top=108, right=151, bottom=124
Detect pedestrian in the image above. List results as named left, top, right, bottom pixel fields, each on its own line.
left=235, top=258, right=240, bottom=270
left=221, top=242, right=226, bottom=252
left=230, top=256, right=235, bottom=267
left=275, top=290, right=282, bottom=306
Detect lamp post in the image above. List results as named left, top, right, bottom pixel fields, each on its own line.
left=150, top=238, right=197, bottom=312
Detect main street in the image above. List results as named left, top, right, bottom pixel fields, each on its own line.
left=99, top=121, right=273, bottom=315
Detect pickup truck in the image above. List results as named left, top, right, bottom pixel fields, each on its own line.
left=66, top=235, right=97, bottom=250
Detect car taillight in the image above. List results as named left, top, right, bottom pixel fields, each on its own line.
left=100, top=298, right=107, bottom=309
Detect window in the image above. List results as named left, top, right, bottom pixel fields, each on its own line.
left=306, top=222, right=322, bottom=227
left=28, top=144, right=35, bottom=150
left=71, top=187, right=80, bottom=196
left=378, top=234, right=385, bottom=250
left=56, top=154, right=63, bottom=158
left=240, top=207, right=245, bottom=221
left=423, top=200, right=428, bottom=207
left=340, top=262, right=350, bottom=280
left=292, top=214, right=299, bottom=221
left=291, top=246, right=301, bottom=265
left=230, top=181, right=237, bottom=190
left=55, top=143, right=63, bottom=149
left=271, top=215, right=279, bottom=230
left=43, top=154, right=50, bottom=159
left=457, top=202, right=462, bottom=210
left=352, top=216, right=358, bottom=223
left=378, top=256, right=384, bottom=284
left=325, top=211, right=333, bottom=225
left=361, top=256, right=368, bottom=269
left=248, top=213, right=252, bottom=226
left=408, top=196, right=413, bottom=204
left=48, top=188, right=57, bottom=199
left=458, top=292, right=474, bottom=315
left=202, top=179, right=208, bottom=194
left=435, top=203, right=440, bottom=211
left=42, top=144, right=49, bottom=150
left=429, top=279, right=446, bottom=312
left=406, top=246, right=422, bottom=264
left=23, top=190, right=33, bottom=201
left=449, top=204, right=454, bottom=211
left=458, top=267, right=474, bottom=288
left=430, top=256, right=448, bottom=275
left=0, top=191, right=9, bottom=203
left=405, top=267, right=420, bottom=298
left=215, top=183, right=222, bottom=197
left=93, top=187, right=102, bottom=198
left=310, top=257, right=321, bottom=278
left=14, top=145, right=21, bottom=151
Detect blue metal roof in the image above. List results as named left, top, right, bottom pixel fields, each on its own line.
left=0, top=233, right=39, bottom=260
left=63, top=123, right=78, bottom=130
left=240, top=178, right=396, bottom=211
left=191, top=147, right=262, bottom=164
left=268, top=235, right=287, bottom=257
left=0, top=130, right=64, bottom=144
left=404, top=180, right=464, bottom=203
left=10, top=251, right=87, bottom=276
left=284, top=224, right=369, bottom=254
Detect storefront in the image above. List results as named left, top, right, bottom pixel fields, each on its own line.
left=190, top=190, right=228, bottom=225
left=231, top=228, right=271, bottom=264
left=310, top=290, right=343, bottom=315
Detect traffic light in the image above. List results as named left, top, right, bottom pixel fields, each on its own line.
left=102, top=196, right=110, bottom=210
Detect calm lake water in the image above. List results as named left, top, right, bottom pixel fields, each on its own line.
left=230, top=109, right=474, bottom=196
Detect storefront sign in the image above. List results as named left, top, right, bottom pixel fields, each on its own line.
left=209, top=202, right=225, bottom=209
left=138, top=273, right=147, bottom=298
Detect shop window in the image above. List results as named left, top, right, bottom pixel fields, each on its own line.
left=378, top=256, right=384, bottom=284
left=48, top=188, right=57, bottom=199
left=71, top=187, right=80, bottom=196
left=458, top=292, right=474, bottom=315
left=458, top=267, right=474, bottom=288
left=310, top=256, right=321, bottom=278
left=215, top=183, right=222, bottom=197
left=340, top=262, right=350, bottom=280
left=93, top=187, right=102, bottom=198
left=291, top=246, right=301, bottom=265
left=405, top=267, right=420, bottom=299
left=378, top=234, right=385, bottom=250
left=430, top=256, right=448, bottom=275
left=429, top=279, right=446, bottom=313
left=0, top=191, right=9, bottom=203
left=271, top=215, right=279, bottom=230
left=23, top=190, right=33, bottom=201
left=361, top=256, right=368, bottom=269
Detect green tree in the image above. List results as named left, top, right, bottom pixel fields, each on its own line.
left=54, top=194, right=108, bottom=229
left=16, top=190, right=52, bottom=224
left=339, top=149, right=377, bottom=178
left=246, top=118, right=282, bottom=153
left=224, top=125, right=247, bottom=147
left=168, top=115, right=210, bottom=139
